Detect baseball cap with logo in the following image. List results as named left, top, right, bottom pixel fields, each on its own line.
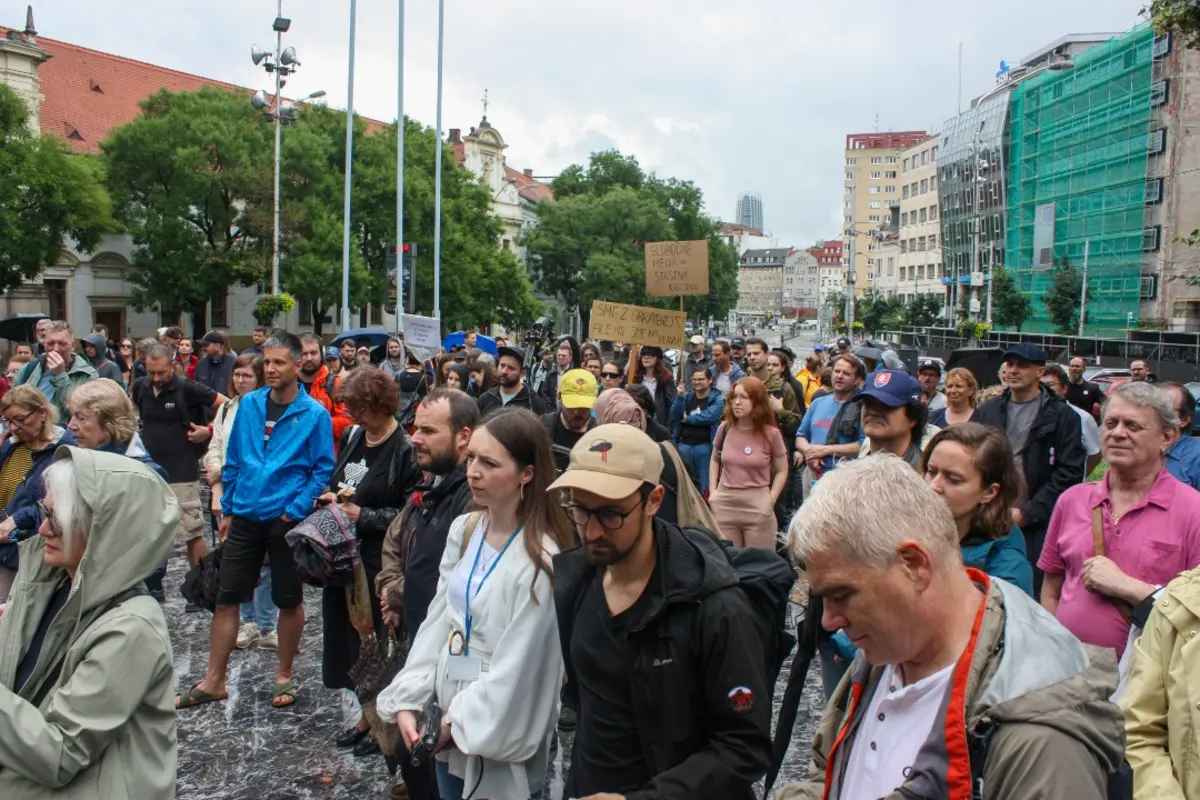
left=860, top=369, right=923, bottom=408
left=548, top=424, right=664, bottom=500
left=558, top=368, right=598, bottom=410
left=689, top=335, right=705, bottom=346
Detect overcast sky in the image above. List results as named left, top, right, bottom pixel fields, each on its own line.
left=37, top=0, right=1144, bottom=249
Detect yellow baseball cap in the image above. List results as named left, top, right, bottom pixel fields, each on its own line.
left=558, top=368, right=598, bottom=409
left=547, top=423, right=664, bottom=500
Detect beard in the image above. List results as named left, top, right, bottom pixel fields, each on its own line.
left=300, top=361, right=320, bottom=377
left=417, top=446, right=460, bottom=476
left=585, top=517, right=647, bottom=566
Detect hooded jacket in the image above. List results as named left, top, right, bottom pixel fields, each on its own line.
left=974, top=384, right=1085, bottom=538
left=960, top=526, right=1034, bottom=597
left=775, top=571, right=1126, bottom=800
left=1121, top=566, right=1200, bottom=799
left=80, top=334, right=124, bottom=388
left=0, top=426, right=77, bottom=571
left=220, top=387, right=335, bottom=522
left=15, top=356, right=98, bottom=421
left=379, top=337, right=406, bottom=383
left=0, top=447, right=180, bottom=799
left=554, top=520, right=773, bottom=800
left=300, top=364, right=353, bottom=448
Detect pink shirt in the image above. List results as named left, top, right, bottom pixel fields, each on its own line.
left=1038, top=469, right=1200, bottom=657
left=716, top=424, right=786, bottom=490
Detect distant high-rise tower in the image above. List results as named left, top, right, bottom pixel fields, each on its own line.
left=735, top=192, right=764, bottom=232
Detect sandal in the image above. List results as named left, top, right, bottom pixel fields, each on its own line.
left=272, top=680, right=298, bottom=708
left=176, top=682, right=228, bottom=710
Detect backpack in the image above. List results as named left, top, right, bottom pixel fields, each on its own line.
left=686, top=525, right=796, bottom=687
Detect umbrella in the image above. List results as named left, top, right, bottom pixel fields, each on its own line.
left=0, top=313, right=47, bottom=343
left=330, top=328, right=393, bottom=349
left=442, top=331, right=497, bottom=356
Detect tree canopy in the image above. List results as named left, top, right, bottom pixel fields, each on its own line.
left=990, top=267, right=1032, bottom=331
left=1043, top=255, right=1088, bottom=334
left=1144, top=0, right=1200, bottom=50
left=522, top=150, right=739, bottom=329
left=0, top=85, right=113, bottom=295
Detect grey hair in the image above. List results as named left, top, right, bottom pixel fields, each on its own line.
left=135, top=337, right=157, bottom=357
left=46, top=320, right=71, bottom=335
left=1103, top=381, right=1180, bottom=431
left=41, top=459, right=93, bottom=559
left=788, top=453, right=960, bottom=569
left=263, top=332, right=303, bottom=362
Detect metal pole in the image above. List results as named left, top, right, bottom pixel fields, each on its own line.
left=971, top=135, right=981, bottom=322
left=1078, top=239, right=1089, bottom=337
left=271, top=0, right=283, bottom=295
left=340, top=0, right=357, bottom=333
left=845, top=218, right=856, bottom=333
left=395, top=0, right=405, bottom=333
left=432, top=0, right=445, bottom=322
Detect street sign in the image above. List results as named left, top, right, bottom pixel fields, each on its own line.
left=645, top=240, right=709, bottom=297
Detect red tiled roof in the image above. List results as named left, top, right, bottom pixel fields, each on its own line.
left=505, top=165, right=553, bottom=203
left=2, top=28, right=383, bottom=154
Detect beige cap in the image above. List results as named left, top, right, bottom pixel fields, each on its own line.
left=547, top=423, right=664, bottom=500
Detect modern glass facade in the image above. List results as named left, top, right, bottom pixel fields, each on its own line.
left=1005, top=24, right=1155, bottom=334
left=938, top=93, right=1011, bottom=316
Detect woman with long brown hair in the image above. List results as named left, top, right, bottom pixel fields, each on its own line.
left=628, top=345, right=677, bottom=427
left=922, top=422, right=1033, bottom=595
left=378, top=408, right=572, bottom=800
left=707, top=376, right=788, bottom=549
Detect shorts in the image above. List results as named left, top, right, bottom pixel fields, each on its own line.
left=215, top=516, right=304, bottom=610
left=171, top=482, right=205, bottom=543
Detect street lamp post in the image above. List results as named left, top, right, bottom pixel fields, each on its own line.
left=432, top=0, right=445, bottom=322
left=395, top=0, right=406, bottom=333
left=341, top=0, right=358, bottom=333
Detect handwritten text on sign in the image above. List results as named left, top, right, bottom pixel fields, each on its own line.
left=589, top=300, right=686, bottom=350
left=645, top=240, right=710, bottom=297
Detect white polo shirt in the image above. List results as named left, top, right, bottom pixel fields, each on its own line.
left=836, top=662, right=955, bottom=799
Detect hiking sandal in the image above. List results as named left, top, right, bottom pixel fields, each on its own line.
left=272, top=680, right=298, bottom=708
left=176, top=683, right=228, bottom=710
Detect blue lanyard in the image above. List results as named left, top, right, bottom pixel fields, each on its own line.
left=463, top=521, right=521, bottom=655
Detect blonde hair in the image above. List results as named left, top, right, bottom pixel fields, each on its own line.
left=944, top=367, right=980, bottom=407
left=68, top=379, right=138, bottom=445
left=788, top=453, right=959, bottom=569
left=2, top=384, right=59, bottom=439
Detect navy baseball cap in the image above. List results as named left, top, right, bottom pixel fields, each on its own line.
left=1001, top=343, right=1047, bottom=365
left=837, top=337, right=851, bottom=349
left=324, top=347, right=339, bottom=359
left=917, top=358, right=942, bottom=375
left=860, top=369, right=923, bottom=408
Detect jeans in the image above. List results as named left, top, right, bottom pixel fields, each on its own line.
left=677, top=441, right=713, bottom=493
left=434, top=760, right=544, bottom=800
left=239, top=566, right=278, bottom=632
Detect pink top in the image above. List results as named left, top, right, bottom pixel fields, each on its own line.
left=1038, top=469, right=1200, bottom=657
left=716, top=424, right=786, bottom=491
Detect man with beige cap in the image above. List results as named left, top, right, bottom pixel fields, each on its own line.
left=549, top=423, right=777, bottom=800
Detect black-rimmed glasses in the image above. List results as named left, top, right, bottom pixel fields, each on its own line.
left=561, top=498, right=644, bottom=530
left=37, top=499, right=62, bottom=538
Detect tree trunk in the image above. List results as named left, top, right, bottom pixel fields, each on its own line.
left=311, top=301, right=325, bottom=338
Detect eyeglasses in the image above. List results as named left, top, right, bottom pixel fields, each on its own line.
left=2, top=409, right=35, bottom=428
left=37, top=499, right=62, bottom=538
left=601, top=372, right=622, bottom=379
left=562, top=498, right=644, bottom=531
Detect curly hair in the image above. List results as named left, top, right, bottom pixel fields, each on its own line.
left=67, top=379, right=137, bottom=445
left=337, top=366, right=401, bottom=417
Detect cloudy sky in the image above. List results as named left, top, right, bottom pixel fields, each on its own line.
left=37, top=0, right=1144, bottom=248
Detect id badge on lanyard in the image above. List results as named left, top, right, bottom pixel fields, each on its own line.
left=447, top=521, right=521, bottom=684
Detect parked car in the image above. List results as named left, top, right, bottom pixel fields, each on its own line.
left=1083, top=367, right=1132, bottom=382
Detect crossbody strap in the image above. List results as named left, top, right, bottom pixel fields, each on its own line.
left=1093, top=506, right=1133, bottom=622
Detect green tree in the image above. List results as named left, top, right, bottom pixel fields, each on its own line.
left=103, top=87, right=271, bottom=325
left=0, top=85, right=113, bottom=295
left=900, top=293, right=944, bottom=329
left=1143, top=0, right=1200, bottom=49
left=1043, top=255, right=1088, bottom=334
left=524, top=150, right=738, bottom=330
left=991, top=267, right=1033, bottom=331
left=855, top=290, right=903, bottom=335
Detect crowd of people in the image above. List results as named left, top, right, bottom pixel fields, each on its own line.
left=0, top=318, right=1199, bottom=799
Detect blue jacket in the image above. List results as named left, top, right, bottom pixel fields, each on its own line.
left=669, top=389, right=726, bottom=444
left=0, top=426, right=76, bottom=540
left=960, top=525, right=1034, bottom=596
left=97, top=434, right=169, bottom=483
left=708, top=362, right=745, bottom=386
left=221, top=387, right=334, bottom=522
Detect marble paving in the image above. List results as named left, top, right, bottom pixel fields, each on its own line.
left=166, top=518, right=817, bottom=798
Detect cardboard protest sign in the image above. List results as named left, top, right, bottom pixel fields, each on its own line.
left=589, top=300, right=686, bottom=350
left=645, top=240, right=709, bottom=297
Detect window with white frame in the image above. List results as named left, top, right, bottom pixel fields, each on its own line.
left=870, top=171, right=882, bottom=179
left=870, top=156, right=882, bottom=164
left=869, top=186, right=881, bottom=194
left=846, top=158, right=857, bottom=165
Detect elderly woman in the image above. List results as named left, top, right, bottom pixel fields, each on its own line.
left=319, top=368, right=421, bottom=755
left=930, top=367, right=978, bottom=428
left=1040, top=381, right=1200, bottom=663
left=0, top=386, right=76, bottom=599
left=0, top=447, right=180, bottom=798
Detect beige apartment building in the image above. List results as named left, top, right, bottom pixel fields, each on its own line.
left=896, top=135, right=944, bottom=303
left=843, top=131, right=928, bottom=296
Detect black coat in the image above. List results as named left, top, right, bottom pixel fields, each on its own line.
left=194, top=353, right=235, bottom=397
left=553, top=520, right=772, bottom=800
left=477, top=382, right=548, bottom=417
left=321, top=424, right=421, bottom=691
left=974, top=384, right=1085, bottom=536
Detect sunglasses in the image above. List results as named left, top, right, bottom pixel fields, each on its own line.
left=37, top=499, right=62, bottom=537
left=601, top=372, right=622, bottom=379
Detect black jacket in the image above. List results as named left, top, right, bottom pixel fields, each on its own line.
left=329, top=425, right=421, bottom=541
left=194, top=353, right=235, bottom=398
left=380, top=459, right=473, bottom=642
left=553, top=520, right=772, bottom=800
left=477, top=382, right=547, bottom=417
left=974, top=384, right=1085, bottom=535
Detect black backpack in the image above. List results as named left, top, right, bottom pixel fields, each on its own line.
left=687, top=525, right=797, bottom=686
